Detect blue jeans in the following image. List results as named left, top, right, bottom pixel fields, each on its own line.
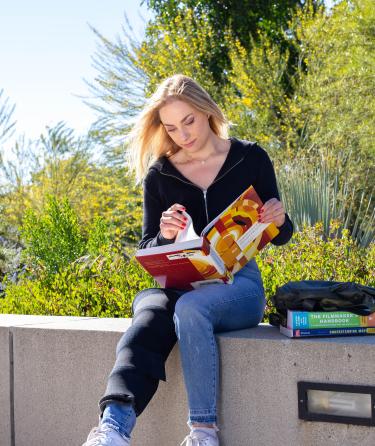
left=102, top=402, right=136, bottom=440
left=174, top=258, right=265, bottom=426
left=102, top=259, right=265, bottom=436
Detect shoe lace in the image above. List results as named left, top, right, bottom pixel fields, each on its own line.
left=84, top=426, right=114, bottom=446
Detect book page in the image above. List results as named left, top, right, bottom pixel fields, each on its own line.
left=203, top=185, right=279, bottom=273
left=237, top=221, right=270, bottom=250
left=166, top=248, right=226, bottom=276
left=201, top=185, right=262, bottom=236
left=175, top=211, right=200, bottom=243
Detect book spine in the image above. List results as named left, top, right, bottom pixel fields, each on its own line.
left=281, top=326, right=375, bottom=338
left=287, top=311, right=375, bottom=329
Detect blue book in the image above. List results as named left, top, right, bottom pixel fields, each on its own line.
left=280, top=325, right=375, bottom=338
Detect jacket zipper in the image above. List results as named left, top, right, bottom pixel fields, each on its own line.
left=202, top=190, right=209, bottom=224
left=159, top=156, right=245, bottom=225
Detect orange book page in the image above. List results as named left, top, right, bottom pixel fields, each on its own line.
left=205, top=185, right=279, bottom=273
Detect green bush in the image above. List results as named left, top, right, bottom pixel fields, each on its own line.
left=22, top=196, right=85, bottom=275
left=0, top=252, right=156, bottom=317
left=258, top=222, right=375, bottom=320
left=86, top=216, right=112, bottom=256
left=1, top=223, right=373, bottom=318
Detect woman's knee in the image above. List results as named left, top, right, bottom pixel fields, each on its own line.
left=174, top=293, right=204, bottom=318
left=173, top=293, right=210, bottom=334
left=132, top=287, right=181, bottom=316
left=131, top=288, right=165, bottom=315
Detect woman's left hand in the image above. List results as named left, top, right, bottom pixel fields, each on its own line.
left=259, top=198, right=286, bottom=228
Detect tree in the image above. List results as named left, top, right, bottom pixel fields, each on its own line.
left=0, top=89, right=16, bottom=147
left=85, top=21, right=148, bottom=150
left=0, top=123, right=143, bottom=247
left=0, top=90, right=20, bottom=280
left=0, top=123, right=93, bottom=229
left=145, top=0, right=324, bottom=84
left=31, top=122, right=93, bottom=200
left=136, top=9, right=221, bottom=95
left=224, top=30, right=303, bottom=163
left=87, top=0, right=373, bottom=198
left=226, top=0, right=374, bottom=185
left=295, top=0, right=375, bottom=189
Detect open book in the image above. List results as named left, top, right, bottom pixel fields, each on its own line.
left=136, top=185, right=279, bottom=290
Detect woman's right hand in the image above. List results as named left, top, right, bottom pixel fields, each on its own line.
left=160, top=203, right=187, bottom=240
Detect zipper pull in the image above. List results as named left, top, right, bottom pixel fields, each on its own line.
left=202, top=189, right=209, bottom=224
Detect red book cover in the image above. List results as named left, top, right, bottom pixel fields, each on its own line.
left=136, top=237, right=232, bottom=289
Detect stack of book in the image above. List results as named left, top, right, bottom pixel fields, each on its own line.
left=279, top=310, right=375, bottom=338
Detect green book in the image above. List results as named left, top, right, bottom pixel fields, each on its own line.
left=286, top=310, right=375, bottom=329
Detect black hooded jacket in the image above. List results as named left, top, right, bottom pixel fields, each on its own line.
left=139, top=137, right=293, bottom=249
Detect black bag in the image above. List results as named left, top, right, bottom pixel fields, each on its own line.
left=269, top=280, right=375, bottom=327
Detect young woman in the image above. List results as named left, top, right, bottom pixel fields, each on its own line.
left=83, top=74, right=293, bottom=446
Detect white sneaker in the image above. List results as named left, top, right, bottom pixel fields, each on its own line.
left=82, top=424, right=131, bottom=446
left=180, top=429, right=219, bottom=446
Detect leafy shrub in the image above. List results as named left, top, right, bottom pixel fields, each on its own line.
left=0, top=252, right=155, bottom=317
left=1, top=223, right=373, bottom=318
left=1, top=194, right=154, bottom=316
left=86, top=216, right=112, bottom=256
left=22, top=196, right=85, bottom=275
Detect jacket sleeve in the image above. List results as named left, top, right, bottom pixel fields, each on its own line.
left=252, top=145, right=294, bottom=246
left=138, top=170, right=176, bottom=249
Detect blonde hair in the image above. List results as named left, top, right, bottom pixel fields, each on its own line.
left=126, top=74, right=229, bottom=182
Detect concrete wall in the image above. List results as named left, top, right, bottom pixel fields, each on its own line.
left=0, top=315, right=374, bottom=446
left=0, top=325, right=11, bottom=446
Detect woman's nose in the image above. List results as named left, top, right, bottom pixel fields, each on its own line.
left=180, top=129, right=190, bottom=140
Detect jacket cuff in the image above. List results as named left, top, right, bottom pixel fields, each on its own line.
left=272, top=214, right=294, bottom=246
left=156, top=231, right=176, bottom=246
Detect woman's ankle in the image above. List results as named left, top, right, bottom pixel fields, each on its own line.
left=102, top=402, right=136, bottom=439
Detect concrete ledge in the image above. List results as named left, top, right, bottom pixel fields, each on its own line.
left=0, top=326, right=11, bottom=446
left=0, top=315, right=374, bottom=446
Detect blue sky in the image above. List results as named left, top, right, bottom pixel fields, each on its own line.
left=1, top=1, right=335, bottom=146
left=0, top=0, right=152, bottom=143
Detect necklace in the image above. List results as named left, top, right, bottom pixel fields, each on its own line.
left=184, top=151, right=217, bottom=165
left=172, top=140, right=230, bottom=166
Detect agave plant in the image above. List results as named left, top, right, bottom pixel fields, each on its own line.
left=277, top=160, right=374, bottom=248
